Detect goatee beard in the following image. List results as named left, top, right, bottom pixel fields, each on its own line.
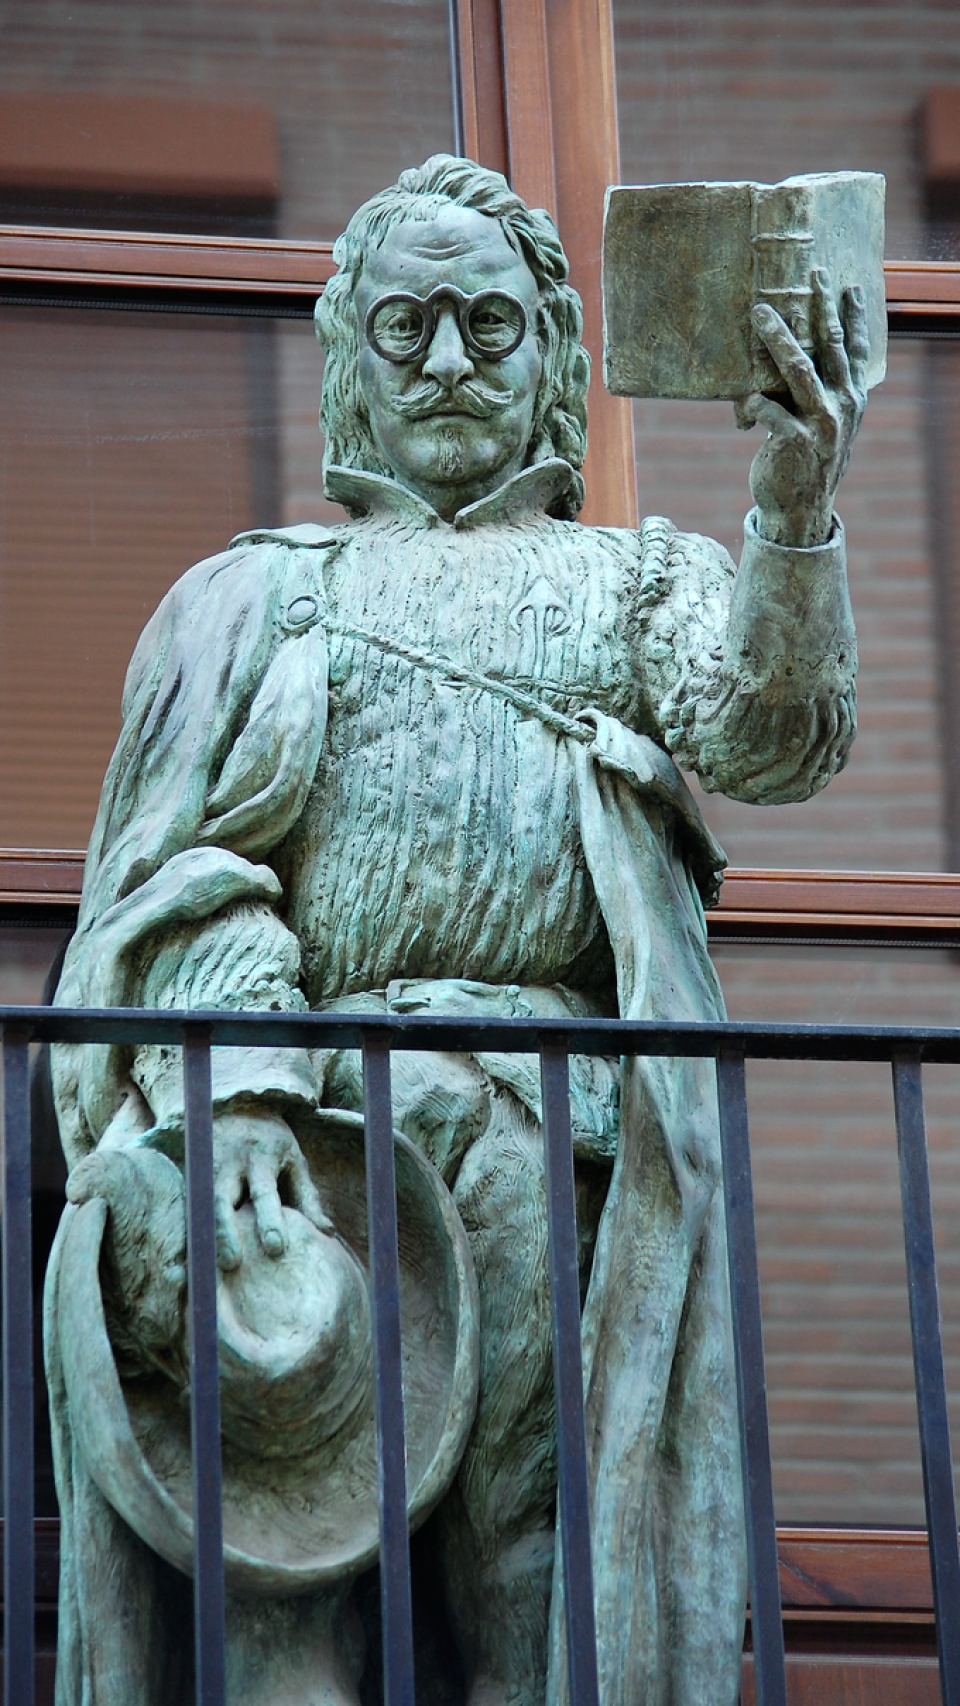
left=436, top=425, right=467, bottom=479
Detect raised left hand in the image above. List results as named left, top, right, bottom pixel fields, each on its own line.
left=736, top=268, right=870, bottom=548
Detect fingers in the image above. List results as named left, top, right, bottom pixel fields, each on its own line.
left=841, top=283, right=870, bottom=393
left=212, top=1115, right=333, bottom=1266
left=751, top=302, right=827, bottom=422
left=248, top=1151, right=286, bottom=1258
left=285, top=1150, right=335, bottom=1235
left=811, top=269, right=851, bottom=392
left=214, top=1176, right=243, bottom=1272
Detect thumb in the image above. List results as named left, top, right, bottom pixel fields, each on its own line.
left=66, top=1150, right=120, bottom=1206
left=734, top=392, right=762, bottom=431
left=748, top=394, right=806, bottom=443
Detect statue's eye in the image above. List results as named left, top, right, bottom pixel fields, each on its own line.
left=468, top=295, right=524, bottom=354
left=370, top=301, right=425, bottom=357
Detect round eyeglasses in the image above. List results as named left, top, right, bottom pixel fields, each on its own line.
left=364, top=284, right=527, bottom=364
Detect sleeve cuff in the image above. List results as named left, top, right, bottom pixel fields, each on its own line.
left=725, top=508, right=855, bottom=698
left=132, top=1043, right=321, bottom=1133
left=744, top=505, right=844, bottom=560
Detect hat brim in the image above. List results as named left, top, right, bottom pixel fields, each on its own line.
left=54, top=1110, right=479, bottom=1596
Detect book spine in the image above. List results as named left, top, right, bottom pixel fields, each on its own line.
left=749, top=181, right=815, bottom=391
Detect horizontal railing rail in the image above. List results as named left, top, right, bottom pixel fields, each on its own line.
left=2, top=1005, right=959, bottom=1706
left=12, top=1005, right=960, bottom=1056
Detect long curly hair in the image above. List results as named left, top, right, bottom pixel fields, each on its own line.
left=315, top=155, right=589, bottom=519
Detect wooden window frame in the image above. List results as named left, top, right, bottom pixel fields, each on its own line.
left=8, top=853, right=960, bottom=946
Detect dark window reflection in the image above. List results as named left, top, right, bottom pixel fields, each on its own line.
left=0, top=0, right=455, bottom=241
left=0, top=307, right=342, bottom=850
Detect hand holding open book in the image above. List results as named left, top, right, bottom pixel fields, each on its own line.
left=602, top=170, right=885, bottom=549
left=737, top=265, right=871, bottom=547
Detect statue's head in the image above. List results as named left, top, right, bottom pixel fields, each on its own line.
left=315, top=155, right=589, bottom=520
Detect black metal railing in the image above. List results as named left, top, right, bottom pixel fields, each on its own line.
left=3, top=1007, right=960, bottom=1706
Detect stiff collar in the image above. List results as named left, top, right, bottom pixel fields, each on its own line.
left=323, top=458, right=578, bottom=530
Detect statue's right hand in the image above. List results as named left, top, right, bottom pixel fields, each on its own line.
left=212, top=1108, right=332, bottom=1272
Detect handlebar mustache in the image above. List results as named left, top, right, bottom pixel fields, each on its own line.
left=394, top=379, right=514, bottom=420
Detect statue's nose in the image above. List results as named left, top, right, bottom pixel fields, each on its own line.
left=422, top=307, right=475, bottom=388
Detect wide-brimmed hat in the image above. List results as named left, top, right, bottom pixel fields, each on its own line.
left=51, top=1109, right=479, bottom=1596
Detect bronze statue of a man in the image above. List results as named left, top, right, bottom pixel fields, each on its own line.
left=46, top=155, right=868, bottom=1706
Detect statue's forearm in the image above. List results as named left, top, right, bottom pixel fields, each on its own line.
left=129, top=900, right=321, bottom=1141
left=664, top=510, right=857, bottom=805
left=725, top=508, right=855, bottom=705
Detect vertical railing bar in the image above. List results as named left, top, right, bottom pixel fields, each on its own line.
left=539, top=1038, right=600, bottom=1706
left=362, top=1030, right=415, bottom=1706
left=892, top=1053, right=960, bottom=1705
left=182, top=1026, right=226, bottom=1706
left=2, top=1027, right=34, bottom=1706
left=716, top=1049, right=787, bottom=1706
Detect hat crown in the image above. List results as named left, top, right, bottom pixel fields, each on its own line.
left=216, top=1207, right=373, bottom=1459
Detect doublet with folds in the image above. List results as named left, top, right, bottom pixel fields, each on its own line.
left=281, top=461, right=854, bottom=1006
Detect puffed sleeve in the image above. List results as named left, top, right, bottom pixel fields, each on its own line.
left=636, top=508, right=857, bottom=805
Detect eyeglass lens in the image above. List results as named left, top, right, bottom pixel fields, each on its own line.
left=369, top=300, right=426, bottom=360
left=466, top=296, right=525, bottom=355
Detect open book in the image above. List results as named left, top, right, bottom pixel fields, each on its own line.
left=602, top=171, right=886, bottom=401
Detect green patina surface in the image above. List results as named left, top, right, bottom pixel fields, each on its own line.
left=45, top=155, right=876, bottom=1705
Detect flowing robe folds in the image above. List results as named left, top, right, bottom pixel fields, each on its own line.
left=50, top=456, right=856, bottom=1704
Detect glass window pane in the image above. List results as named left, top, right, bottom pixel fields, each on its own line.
left=713, top=942, right=960, bottom=1524
left=0, top=305, right=341, bottom=849
left=0, top=0, right=455, bottom=239
left=633, top=337, right=960, bottom=872
left=614, top=0, right=960, bottom=261
left=0, top=922, right=70, bottom=1005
